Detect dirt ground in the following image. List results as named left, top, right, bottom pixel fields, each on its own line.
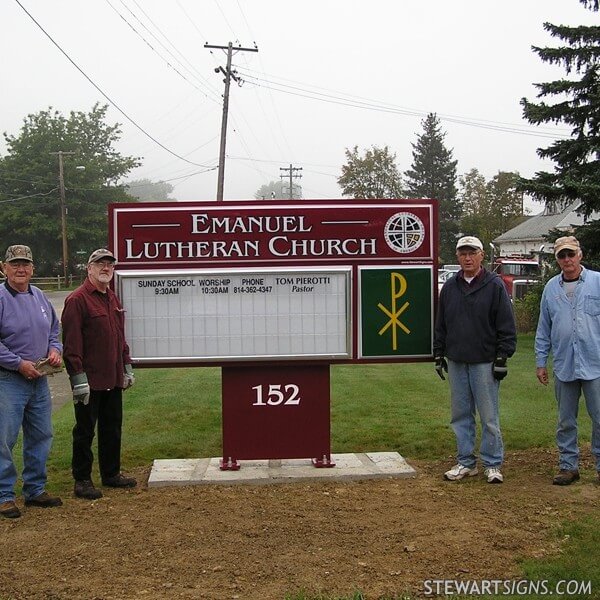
left=1, top=448, right=598, bottom=600
left=6, top=294, right=596, bottom=599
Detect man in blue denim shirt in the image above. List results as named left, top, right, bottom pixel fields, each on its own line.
left=535, top=235, right=600, bottom=486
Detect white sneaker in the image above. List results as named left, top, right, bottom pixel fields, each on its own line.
left=484, top=467, right=504, bottom=484
left=444, top=464, right=478, bottom=481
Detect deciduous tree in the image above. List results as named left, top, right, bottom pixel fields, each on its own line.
left=337, top=145, right=403, bottom=199
left=125, top=178, right=174, bottom=202
left=460, top=169, right=524, bottom=252
left=254, top=180, right=302, bottom=200
left=0, top=104, right=139, bottom=275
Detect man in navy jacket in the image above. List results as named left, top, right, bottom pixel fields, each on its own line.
left=434, top=236, right=516, bottom=484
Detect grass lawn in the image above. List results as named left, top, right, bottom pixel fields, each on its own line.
left=49, top=334, right=580, bottom=477
left=39, top=334, right=596, bottom=599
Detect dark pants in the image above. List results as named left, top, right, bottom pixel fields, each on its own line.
left=72, top=388, right=123, bottom=482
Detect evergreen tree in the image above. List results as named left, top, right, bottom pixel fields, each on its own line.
left=572, top=220, right=600, bottom=270
left=337, top=145, right=403, bottom=199
left=404, top=113, right=460, bottom=263
left=519, top=0, right=600, bottom=216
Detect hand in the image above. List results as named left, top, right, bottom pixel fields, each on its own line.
left=434, top=356, right=448, bottom=380
left=46, top=348, right=63, bottom=368
left=493, top=357, right=508, bottom=380
left=70, top=373, right=90, bottom=405
left=18, top=359, right=42, bottom=380
left=536, top=367, right=549, bottom=386
left=123, top=364, right=135, bottom=390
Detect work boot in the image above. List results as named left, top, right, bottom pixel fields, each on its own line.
left=74, top=479, right=103, bottom=500
left=0, top=500, right=21, bottom=518
left=102, top=473, right=137, bottom=488
left=552, top=469, right=580, bottom=486
left=24, top=492, right=63, bottom=508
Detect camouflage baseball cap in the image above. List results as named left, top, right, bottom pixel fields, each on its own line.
left=5, top=245, right=33, bottom=263
left=87, top=248, right=116, bottom=264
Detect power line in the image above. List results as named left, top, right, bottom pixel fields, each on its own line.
left=237, top=69, right=573, bottom=140
left=232, top=0, right=294, bottom=161
left=0, top=173, right=57, bottom=187
left=104, top=0, right=221, bottom=102
left=227, top=155, right=338, bottom=169
left=13, top=0, right=216, bottom=169
left=0, top=188, right=59, bottom=204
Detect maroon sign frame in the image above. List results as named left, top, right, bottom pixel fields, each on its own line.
left=109, top=199, right=438, bottom=366
left=109, top=199, right=438, bottom=468
left=110, top=199, right=436, bottom=268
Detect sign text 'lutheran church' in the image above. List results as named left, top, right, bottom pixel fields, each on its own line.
left=110, top=200, right=437, bottom=365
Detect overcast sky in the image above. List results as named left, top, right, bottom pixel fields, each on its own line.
left=2, top=1, right=597, bottom=211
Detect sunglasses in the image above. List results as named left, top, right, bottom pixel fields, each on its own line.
left=556, top=250, right=577, bottom=259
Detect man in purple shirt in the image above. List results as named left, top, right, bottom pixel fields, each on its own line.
left=0, top=244, right=63, bottom=519
left=62, top=248, right=136, bottom=500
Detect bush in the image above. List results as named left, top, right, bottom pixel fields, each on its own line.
left=513, top=283, right=544, bottom=333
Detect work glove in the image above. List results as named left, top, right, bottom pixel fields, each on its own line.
left=434, top=356, right=448, bottom=380
left=70, top=373, right=90, bottom=405
left=493, top=356, right=508, bottom=380
left=34, top=357, right=64, bottom=376
left=122, top=364, right=135, bottom=390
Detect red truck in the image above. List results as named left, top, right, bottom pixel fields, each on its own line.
left=492, top=255, right=541, bottom=300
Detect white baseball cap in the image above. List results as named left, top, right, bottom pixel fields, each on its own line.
left=456, top=236, right=483, bottom=251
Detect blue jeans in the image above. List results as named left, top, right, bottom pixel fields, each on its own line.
left=554, top=376, right=600, bottom=472
left=0, top=370, right=53, bottom=503
left=448, top=360, right=503, bottom=469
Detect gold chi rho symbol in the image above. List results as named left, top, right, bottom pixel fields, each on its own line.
left=377, top=273, right=410, bottom=350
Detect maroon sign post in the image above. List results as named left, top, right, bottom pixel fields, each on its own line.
left=221, top=364, right=331, bottom=469
left=109, top=199, right=437, bottom=469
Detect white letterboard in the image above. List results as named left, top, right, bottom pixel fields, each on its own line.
left=116, top=267, right=351, bottom=363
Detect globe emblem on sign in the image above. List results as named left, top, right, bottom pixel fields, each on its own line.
left=383, top=212, right=425, bottom=254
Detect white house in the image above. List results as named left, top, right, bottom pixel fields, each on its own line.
left=492, top=201, right=600, bottom=256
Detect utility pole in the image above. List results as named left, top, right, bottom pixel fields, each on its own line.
left=205, top=42, right=258, bottom=202
left=50, top=150, right=75, bottom=280
left=280, top=164, right=303, bottom=199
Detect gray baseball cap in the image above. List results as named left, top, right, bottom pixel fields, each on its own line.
left=87, top=248, right=116, bottom=264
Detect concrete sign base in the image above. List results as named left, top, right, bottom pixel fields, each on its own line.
left=148, top=451, right=416, bottom=487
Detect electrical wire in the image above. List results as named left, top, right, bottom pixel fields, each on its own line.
left=237, top=68, right=573, bottom=140
left=13, top=0, right=216, bottom=169
left=105, top=0, right=221, bottom=102
left=130, top=0, right=218, bottom=95
left=232, top=0, right=294, bottom=161
left=0, top=188, right=59, bottom=204
left=0, top=172, right=57, bottom=187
